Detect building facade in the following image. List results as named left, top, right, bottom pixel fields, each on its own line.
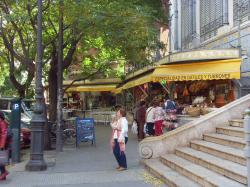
left=170, top=0, right=250, bottom=73
left=169, top=0, right=250, bottom=96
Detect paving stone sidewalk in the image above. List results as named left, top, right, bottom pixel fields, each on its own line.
left=1, top=124, right=165, bottom=187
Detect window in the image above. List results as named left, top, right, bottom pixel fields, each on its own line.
left=200, top=0, right=228, bottom=42
left=181, top=0, right=196, bottom=49
left=233, top=0, right=250, bottom=26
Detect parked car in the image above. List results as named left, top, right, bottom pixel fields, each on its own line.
left=0, top=97, right=35, bottom=118
left=20, top=121, right=31, bottom=148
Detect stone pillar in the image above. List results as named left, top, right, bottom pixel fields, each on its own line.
left=244, top=108, right=250, bottom=187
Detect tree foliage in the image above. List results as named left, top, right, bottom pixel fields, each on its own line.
left=0, top=0, right=167, bottom=120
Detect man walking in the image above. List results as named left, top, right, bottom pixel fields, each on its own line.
left=135, top=100, right=146, bottom=141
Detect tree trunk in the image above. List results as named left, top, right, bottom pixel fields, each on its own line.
left=48, top=65, right=58, bottom=123
left=17, top=88, right=26, bottom=98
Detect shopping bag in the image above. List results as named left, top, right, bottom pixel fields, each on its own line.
left=0, top=150, right=9, bottom=165
left=143, top=123, right=147, bottom=134
left=131, top=121, right=138, bottom=134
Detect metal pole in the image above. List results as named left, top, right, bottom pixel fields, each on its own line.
left=26, top=0, right=47, bottom=171
left=56, top=0, right=64, bottom=152
left=244, top=108, right=250, bottom=187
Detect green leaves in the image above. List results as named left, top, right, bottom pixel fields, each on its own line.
left=64, top=0, right=164, bottom=68
left=0, top=0, right=167, bottom=97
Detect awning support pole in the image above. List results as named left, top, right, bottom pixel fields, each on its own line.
left=160, top=83, right=170, bottom=94
left=139, top=85, right=148, bottom=100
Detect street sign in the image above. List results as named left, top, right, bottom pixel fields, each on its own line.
left=76, top=118, right=96, bottom=147
left=11, top=98, right=21, bottom=163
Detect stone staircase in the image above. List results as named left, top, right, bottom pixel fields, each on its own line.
left=144, top=119, right=247, bottom=187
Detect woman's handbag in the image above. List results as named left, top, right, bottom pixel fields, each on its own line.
left=0, top=150, right=9, bottom=165
left=131, top=121, right=138, bottom=134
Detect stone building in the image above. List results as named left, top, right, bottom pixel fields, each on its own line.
left=169, top=0, right=250, bottom=96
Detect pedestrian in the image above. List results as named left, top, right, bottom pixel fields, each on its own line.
left=164, top=95, right=177, bottom=114
left=153, top=99, right=166, bottom=136
left=135, top=100, right=146, bottom=141
left=164, top=95, right=178, bottom=130
left=111, top=104, right=122, bottom=123
left=145, top=102, right=155, bottom=136
left=132, top=102, right=139, bottom=137
left=110, top=108, right=128, bottom=171
left=0, top=112, right=9, bottom=180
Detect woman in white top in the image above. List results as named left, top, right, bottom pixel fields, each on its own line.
left=146, top=103, right=155, bottom=136
left=110, top=108, right=128, bottom=171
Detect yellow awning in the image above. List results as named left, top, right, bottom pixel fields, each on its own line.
left=123, top=73, right=153, bottom=90
left=111, top=87, right=123, bottom=94
left=152, top=59, right=241, bottom=82
left=66, top=84, right=117, bottom=92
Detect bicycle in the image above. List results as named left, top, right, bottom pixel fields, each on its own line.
left=49, top=121, right=76, bottom=146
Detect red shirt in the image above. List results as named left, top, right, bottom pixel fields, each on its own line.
left=0, top=119, right=7, bottom=148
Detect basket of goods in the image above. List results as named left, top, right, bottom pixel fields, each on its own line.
left=200, top=107, right=210, bottom=115
left=192, top=96, right=206, bottom=105
left=185, top=107, right=201, bottom=117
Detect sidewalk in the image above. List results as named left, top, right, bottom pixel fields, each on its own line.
left=1, top=124, right=165, bottom=187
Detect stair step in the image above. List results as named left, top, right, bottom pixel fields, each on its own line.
left=190, top=140, right=246, bottom=165
left=144, top=159, right=200, bottom=187
left=203, top=133, right=245, bottom=149
left=160, top=154, right=245, bottom=187
left=229, top=119, right=244, bottom=128
left=216, top=126, right=244, bottom=138
left=175, top=147, right=247, bottom=184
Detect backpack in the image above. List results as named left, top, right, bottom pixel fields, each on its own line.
left=165, top=100, right=176, bottom=113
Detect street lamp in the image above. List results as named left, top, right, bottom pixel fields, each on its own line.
left=26, top=0, right=47, bottom=171
left=56, top=0, right=64, bottom=152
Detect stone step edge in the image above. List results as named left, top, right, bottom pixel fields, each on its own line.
left=216, top=127, right=244, bottom=138
left=217, top=126, right=244, bottom=132
left=190, top=140, right=246, bottom=166
left=203, top=133, right=245, bottom=148
left=160, top=155, right=244, bottom=187
left=229, top=119, right=244, bottom=127
left=175, top=147, right=247, bottom=185
left=143, top=159, right=200, bottom=187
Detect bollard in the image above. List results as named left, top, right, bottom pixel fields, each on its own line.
left=244, top=108, right=250, bottom=187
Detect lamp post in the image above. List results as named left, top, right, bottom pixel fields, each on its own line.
left=26, top=0, right=47, bottom=171
left=56, top=0, right=64, bottom=152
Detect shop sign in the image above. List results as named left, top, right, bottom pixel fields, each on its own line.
left=154, top=73, right=232, bottom=81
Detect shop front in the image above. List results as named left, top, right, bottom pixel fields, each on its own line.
left=66, top=84, right=117, bottom=110
left=152, top=58, right=241, bottom=116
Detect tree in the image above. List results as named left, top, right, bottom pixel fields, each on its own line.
left=0, top=0, right=167, bottom=122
